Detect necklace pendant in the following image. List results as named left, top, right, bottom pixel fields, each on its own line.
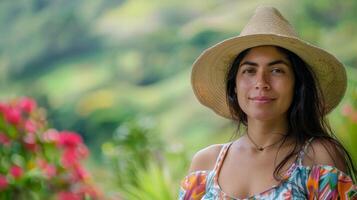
left=258, top=147, right=264, bottom=151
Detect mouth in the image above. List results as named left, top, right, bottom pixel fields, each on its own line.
left=249, top=96, right=276, bottom=103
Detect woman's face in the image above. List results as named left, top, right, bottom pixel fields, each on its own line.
left=235, top=46, right=295, bottom=122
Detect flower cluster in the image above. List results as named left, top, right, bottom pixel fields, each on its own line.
left=0, top=97, right=100, bottom=199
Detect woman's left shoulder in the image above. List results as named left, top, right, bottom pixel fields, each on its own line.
left=301, top=138, right=357, bottom=199
left=303, top=137, right=347, bottom=173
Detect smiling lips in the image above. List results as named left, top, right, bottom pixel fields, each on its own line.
left=249, top=96, right=276, bottom=103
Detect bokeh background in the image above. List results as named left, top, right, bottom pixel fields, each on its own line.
left=1, top=0, right=356, bottom=199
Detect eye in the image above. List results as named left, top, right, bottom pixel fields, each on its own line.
left=271, top=68, right=284, bottom=74
left=241, top=68, right=256, bottom=74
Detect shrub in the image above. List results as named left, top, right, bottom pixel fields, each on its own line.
left=0, top=97, right=100, bottom=199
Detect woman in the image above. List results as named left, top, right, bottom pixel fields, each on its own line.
left=179, top=6, right=357, bottom=200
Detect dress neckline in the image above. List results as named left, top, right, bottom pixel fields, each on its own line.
left=211, top=138, right=314, bottom=199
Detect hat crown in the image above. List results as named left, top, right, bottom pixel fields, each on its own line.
left=240, top=6, right=298, bottom=37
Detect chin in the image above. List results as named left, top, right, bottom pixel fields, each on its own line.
left=248, top=111, right=284, bottom=121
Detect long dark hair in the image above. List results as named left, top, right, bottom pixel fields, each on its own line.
left=226, top=46, right=356, bottom=183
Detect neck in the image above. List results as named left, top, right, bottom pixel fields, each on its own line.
left=245, top=117, right=289, bottom=147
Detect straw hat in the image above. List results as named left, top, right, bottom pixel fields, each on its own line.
left=191, top=6, right=347, bottom=119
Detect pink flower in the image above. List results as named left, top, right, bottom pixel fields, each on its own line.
left=78, top=185, right=100, bottom=198
left=18, top=97, right=37, bottom=114
left=60, top=145, right=88, bottom=167
left=10, top=165, right=23, bottom=179
left=37, top=159, right=57, bottom=178
left=42, top=129, right=60, bottom=144
left=71, top=164, right=89, bottom=181
left=77, top=145, right=89, bottom=158
left=0, top=102, right=7, bottom=113
left=44, top=163, right=57, bottom=179
left=57, top=191, right=81, bottom=200
left=3, top=107, right=21, bottom=125
left=61, top=149, right=78, bottom=167
left=341, top=104, right=353, bottom=117
left=23, top=133, right=38, bottom=152
left=0, top=132, right=10, bottom=146
left=37, top=159, right=47, bottom=168
left=25, top=120, right=37, bottom=133
left=0, top=175, right=8, bottom=190
left=59, top=132, right=83, bottom=149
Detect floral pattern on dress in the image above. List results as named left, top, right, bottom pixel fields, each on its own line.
left=178, top=142, right=357, bottom=200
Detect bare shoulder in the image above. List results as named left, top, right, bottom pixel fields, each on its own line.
left=303, top=138, right=347, bottom=172
left=188, top=143, right=225, bottom=173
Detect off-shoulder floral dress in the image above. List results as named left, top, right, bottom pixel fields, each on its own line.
left=179, top=138, right=357, bottom=200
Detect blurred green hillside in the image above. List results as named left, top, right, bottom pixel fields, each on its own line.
left=1, top=0, right=357, bottom=198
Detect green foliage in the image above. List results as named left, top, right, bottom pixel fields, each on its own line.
left=119, top=162, right=175, bottom=200
left=102, top=116, right=185, bottom=199
left=102, top=116, right=163, bottom=185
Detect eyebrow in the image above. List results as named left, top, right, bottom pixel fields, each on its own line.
left=240, top=60, right=290, bottom=67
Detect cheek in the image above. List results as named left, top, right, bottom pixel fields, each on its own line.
left=235, top=80, right=250, bottom=106
left=276, top=81, right=295, bottom=104
left=236, top=76, right=253, bottom=92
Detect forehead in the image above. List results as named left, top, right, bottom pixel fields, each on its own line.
left=242, top=45, right=289, bottom=61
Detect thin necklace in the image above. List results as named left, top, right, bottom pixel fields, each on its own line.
left=246, top=132, right=287, bottom=151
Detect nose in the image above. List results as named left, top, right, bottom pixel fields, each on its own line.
left=255, top=71, right=270, bottom=90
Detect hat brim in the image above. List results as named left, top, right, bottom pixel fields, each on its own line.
left=191, top=34, right=347, bottom=119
